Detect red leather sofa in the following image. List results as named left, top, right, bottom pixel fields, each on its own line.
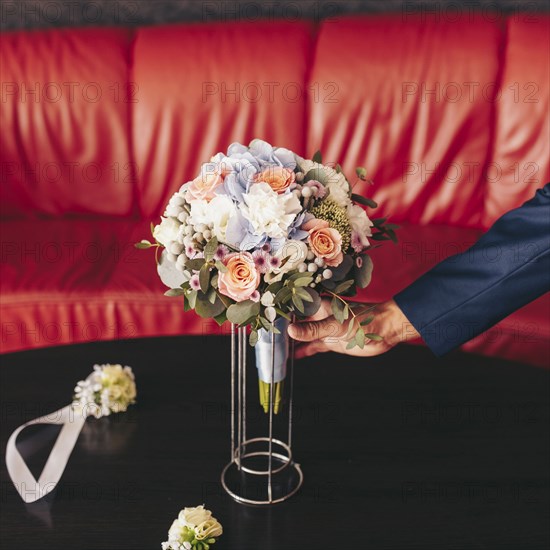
left=1, top=14, right=549, bottom=366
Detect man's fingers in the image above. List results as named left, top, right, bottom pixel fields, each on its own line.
left=294, top=340, right=330, bottom=359
left=288, top=317, right=345, bottom=342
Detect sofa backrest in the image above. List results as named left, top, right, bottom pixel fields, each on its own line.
left=0, top=27, right=135, bottom=218
left=1, top=15, right=548, bottom=228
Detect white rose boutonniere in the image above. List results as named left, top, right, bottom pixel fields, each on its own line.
left=162, top=505, right=223, bottom=550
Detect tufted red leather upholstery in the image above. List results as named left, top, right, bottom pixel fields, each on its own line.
left=1, top=15, right=548, bottom=366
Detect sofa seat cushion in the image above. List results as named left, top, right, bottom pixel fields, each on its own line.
left=1, top=220, right=548, bottom=367
left=0, top=219, right=210, bottom=353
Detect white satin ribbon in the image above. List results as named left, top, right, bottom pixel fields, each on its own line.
left=5, top=405, right=87, bottom=503
left=255, top=318, right=289, bottom=383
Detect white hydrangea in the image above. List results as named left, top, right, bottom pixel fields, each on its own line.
left=240, top=182, right=301, bottom=239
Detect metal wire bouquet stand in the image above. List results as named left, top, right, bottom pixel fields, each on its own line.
left=220, top=324, right=303, bottom=505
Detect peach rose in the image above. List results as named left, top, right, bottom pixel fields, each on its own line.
left=186, top=162, right=228, bottom=202
left=256, top=166, right=296, bottom=194
left=218, top=252, right=260, bottom=302
left=303, top=218, right=343, bottom=267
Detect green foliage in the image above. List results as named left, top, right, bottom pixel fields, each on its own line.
left=351, top=193, right=377, bottom=209
left=355, top=255, right=373, bottom=288
left=134, top=240, right=153, bottom=249
left=164, top=288, right=186, bottom=297
left=226, top=300, right=260, bottom=325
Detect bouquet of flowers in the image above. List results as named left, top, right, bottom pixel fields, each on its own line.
left=137, top=140, right=396, bottom=412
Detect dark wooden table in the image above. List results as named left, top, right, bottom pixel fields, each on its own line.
left=1, top=337, right=549, bottom=549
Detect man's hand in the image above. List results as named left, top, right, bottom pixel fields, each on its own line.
left=288, top=298, right=420, bottom=359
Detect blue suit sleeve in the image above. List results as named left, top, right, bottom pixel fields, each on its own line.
left=393, top=184, right=550, bottom=356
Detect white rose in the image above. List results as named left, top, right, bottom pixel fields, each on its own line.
left=347, top=204, right=374, bottom=249
left=153, top=216, right=181, bottom=247
left=207, top=195, right=237, bottom=243
left=178, top=505, right=212, bottom=528
left=241, top=182, right=301, bottom=239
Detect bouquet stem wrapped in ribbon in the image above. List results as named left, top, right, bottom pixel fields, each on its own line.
left=255, top=318, right=289, bottom=414
left=137, top=140, right=397, bottom=414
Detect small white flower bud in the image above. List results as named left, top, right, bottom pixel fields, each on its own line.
left=170, top=242, right=184, bottom=255
left=301, top=186, right=312, bottom=198
left=195, top=223, right=207, bottom=233
left=322, top=269, right=333, bottom=279
left=193, top=232, right=202, bottom=241
left=306, top=250, right=315, bottom=261
left=177, top=211, right=187, bottom=222
left=307, top=263, right=318, bottom=273
left=184, top=226, right=194, bottom=236
left=314, top=256, right=325, bottom=267
left=295, top=172, right=304, bottom=182
left=315, top=275, right=322, bottom=284
left=203, top=229, right=212, bottom=240
left=165, top=205, right=182, bottom=218
left=171, top=194, right=185, bottom=206
left=298, top=263, right=307, bottom=273
left=176, top=254, right=186, bottom=267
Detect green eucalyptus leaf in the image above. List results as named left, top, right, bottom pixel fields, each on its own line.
left=275, top=287, right=292, bottom=305
left=214, top=310, right=228, bottom=326
left=365, top=333, right=384, bottom=342
left=186, top=259, right=206, bottom=271
left=274, top=307, right=292, bottom=320
left=135, top=240, right=152, bottom=249
left=199, top=263, right=211, bottom=293
left=226, top=300, right=260, bottom=326
left=360, top=315, right=374, bottom=326
left=249, top=330, right=259, bottom=347
left=301, top=288, right=321, bottom=317
left=355, top=167, right=367, bottom=180
left=330, top=255, right=353, bottom=282
left=293, top=276, right=314, bottom=287
left=292, top=294, right=305, bottom=314
left=164, top=288, right=185, bottom=297
left=355, top=328, right=365, bottom=349
left=195, top=292, right=225, bottom=318
left=355, top=255, right=374, bottom=288
left=295, top=287, right=314, bottom=302
left=333, top=279, right=355, bottom=294
left=204, top=237, right=219, bottom=262
left=351, top=193, right=377, bottom=209
left=266, top=280, right=284, bottom=294
left=215, top=260, right=228, bottom=273
left=312, top=150, right=323, bottom=164
left=331, top=297, right=348, bottom=324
